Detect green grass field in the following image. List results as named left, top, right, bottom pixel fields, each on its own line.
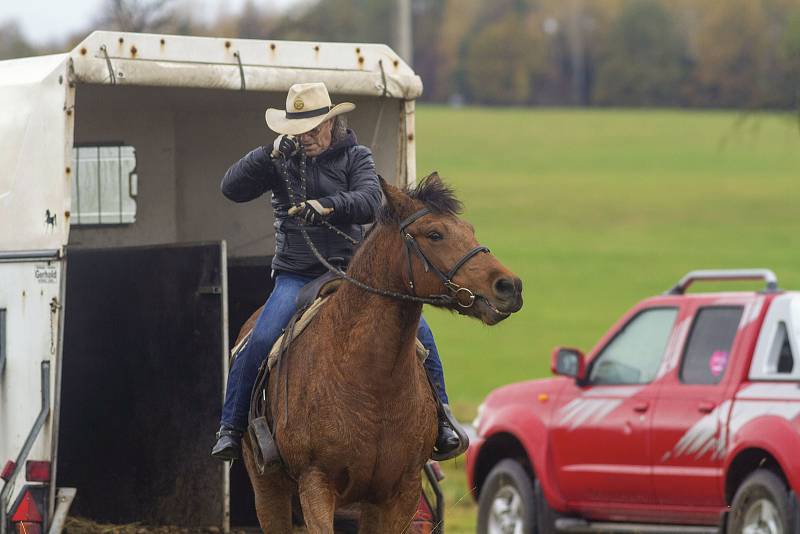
left=413, top=105, right=800, bottom=532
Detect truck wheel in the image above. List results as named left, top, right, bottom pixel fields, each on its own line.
left=477, top=459, right=537, bottom=534
left=728, top=469, right=791, bottom=534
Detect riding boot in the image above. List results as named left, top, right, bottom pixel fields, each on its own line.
left=435, top=404, right=461, bottom=455
left=211, top=425, right=243, bottom=461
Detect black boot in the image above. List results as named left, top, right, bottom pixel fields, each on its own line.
left=434, top=404, right=461, bottom=456
left=211, top=425, right=243, bottom=461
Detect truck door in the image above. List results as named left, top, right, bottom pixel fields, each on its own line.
left=651, top=302, right=746, bottom=520
left=549, top=307, right=679, bottom=514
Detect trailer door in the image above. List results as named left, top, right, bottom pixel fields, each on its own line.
left=57, top=242, right=228, bottom=530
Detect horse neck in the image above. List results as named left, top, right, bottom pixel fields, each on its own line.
left=329, top=224, right=423, bottom=379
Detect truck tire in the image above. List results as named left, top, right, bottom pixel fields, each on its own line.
left=477, top=459, right=537, bottom=534
left=534, top=480, right=559, bottom=534
left=727, top=469, right=791, bottom=534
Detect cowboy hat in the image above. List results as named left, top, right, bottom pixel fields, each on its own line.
left=265, top=82, right=355, bottom=136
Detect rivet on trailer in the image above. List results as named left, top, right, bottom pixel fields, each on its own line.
left=0, top=31, right=432, bottom=533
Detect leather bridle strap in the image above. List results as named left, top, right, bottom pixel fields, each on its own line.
left=399, top=207, right=490, bottom=308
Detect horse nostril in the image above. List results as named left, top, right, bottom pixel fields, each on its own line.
left=494, top=277, right=516, bottom=299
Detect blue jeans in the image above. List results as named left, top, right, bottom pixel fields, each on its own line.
left=220, top=272, right=449, bottom=431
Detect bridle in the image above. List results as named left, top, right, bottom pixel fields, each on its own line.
left=277, top=150, right=495, bottom=310
left=399, top=208, right=489, bottom=308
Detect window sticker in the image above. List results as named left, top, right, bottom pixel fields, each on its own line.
left=709, top=350, right=729, bottom=377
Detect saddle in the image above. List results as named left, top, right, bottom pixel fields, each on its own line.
left=233, top=274, right=465, bottom=474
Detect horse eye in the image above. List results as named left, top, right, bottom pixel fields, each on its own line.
left=427, top=231, right=443, bottom=241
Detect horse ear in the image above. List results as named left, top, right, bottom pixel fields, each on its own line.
left=421, top=171, right=441, bottom=186
left=379, top=176, right=413, bottom=218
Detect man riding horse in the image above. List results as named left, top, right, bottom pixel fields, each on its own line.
left=211, top=82, right=459, bottom=461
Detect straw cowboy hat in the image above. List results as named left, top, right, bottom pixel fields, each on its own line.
left=265, top=82, right=355, bottom=136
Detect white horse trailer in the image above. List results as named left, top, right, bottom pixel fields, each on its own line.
left=0, top=31, right=421, bottom=533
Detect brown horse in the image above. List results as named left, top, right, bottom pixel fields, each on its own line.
left=237, top=173, right=523, bottom=533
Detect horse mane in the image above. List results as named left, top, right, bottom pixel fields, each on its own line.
left=377, top=174, right=463, bottom=225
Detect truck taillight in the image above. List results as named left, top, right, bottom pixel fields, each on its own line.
left=25, top=461, right=50, bottom=483
left=411, top=495, right=434, bottom=534
left=10, top=489, right=43, bottom=534
left=1, top=460, right=15, bottom=482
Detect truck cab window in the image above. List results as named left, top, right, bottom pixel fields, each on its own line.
left=71, top=145, right=138, bottom=225
left=589, top=308, right=678, bottom=385
left=680, top=306, right=743, bottom=385
left=771, top=322, right=794, bottom=374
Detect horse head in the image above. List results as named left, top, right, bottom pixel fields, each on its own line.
left=379, top=173, right=523, bottom=325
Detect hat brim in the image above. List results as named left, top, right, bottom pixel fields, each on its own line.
left=265, top=102, right=355, bottom=136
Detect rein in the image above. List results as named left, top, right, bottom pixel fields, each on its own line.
left=276, top=151, right=490, bottom=309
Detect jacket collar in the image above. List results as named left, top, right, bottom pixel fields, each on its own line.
left=313, top=129, right=358, bottom=161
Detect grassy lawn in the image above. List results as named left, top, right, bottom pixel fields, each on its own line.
left=414, top=106, right=800, bottom=532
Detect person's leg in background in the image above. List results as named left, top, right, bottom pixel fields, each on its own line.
left=212, top=272, right=314, bottom=460
left=418, top=315, right=459, bottom=454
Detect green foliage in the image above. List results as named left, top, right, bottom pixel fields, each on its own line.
left=782, top=9, right=800, bottom=107
left=462, top=14, right=546, bottom=105
left=593, top=0, right=687, bottom=105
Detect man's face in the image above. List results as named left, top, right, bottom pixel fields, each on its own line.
left=297, top=119, right=333, bottom=157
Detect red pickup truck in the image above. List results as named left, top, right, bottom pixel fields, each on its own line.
left=467, top=270, right=800, bottom=534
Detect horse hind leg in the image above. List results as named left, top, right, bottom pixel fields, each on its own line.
left=298, top=468, right=337, bottom=534
left=241, top=438, right=294, bottom=533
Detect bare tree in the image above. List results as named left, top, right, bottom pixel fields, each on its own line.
left=96, top=0, right=177, bottom=33
left=0, top=20, right=37, bottom=60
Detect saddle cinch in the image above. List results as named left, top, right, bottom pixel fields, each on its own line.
left=228, top=272, right=470, bottom=474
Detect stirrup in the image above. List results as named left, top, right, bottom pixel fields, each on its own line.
left=248, top=417, right=281, bottom=474
left=431, top=404, right=469, bottom=461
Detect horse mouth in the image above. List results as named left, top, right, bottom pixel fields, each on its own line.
left=473, top=295, right=521, bottom=325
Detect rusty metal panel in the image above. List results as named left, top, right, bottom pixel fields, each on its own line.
left=57, top=242, right=226, bottom=528
left=69, top=31, right=423, bottom=99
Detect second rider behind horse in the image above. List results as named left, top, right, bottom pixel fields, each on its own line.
left=211, top=82, right=459, bottom=461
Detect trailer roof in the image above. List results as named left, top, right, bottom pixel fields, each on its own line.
left=67, top=31, right=423, bottom=98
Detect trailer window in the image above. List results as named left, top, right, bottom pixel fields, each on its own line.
left=70, top=145, right=138, bottom=225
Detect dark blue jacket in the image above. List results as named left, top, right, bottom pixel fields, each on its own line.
left=220, top=130, right=382, bottom=276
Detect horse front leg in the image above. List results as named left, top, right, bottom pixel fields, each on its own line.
left=379, top=478, right=425, bottom=534
left=241, top=436, right=294, bottom=533
left=298, top=468, right=337, bottom=534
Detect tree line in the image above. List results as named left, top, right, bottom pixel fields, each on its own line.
left=3, top=0, right=799, bottom=110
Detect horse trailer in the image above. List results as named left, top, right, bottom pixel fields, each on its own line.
left=0, top=31, right=429, bottom=533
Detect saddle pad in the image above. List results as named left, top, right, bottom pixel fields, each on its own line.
left=229, top=296, right=429, bottom=370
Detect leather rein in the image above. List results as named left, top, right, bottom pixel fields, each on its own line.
left=277, top=151, right=493, bottom=310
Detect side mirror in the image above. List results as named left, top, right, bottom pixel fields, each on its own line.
left=551, top=347, right=586, bottom=381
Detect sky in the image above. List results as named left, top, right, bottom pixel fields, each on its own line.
left=0, top=0, right=296, bottom=46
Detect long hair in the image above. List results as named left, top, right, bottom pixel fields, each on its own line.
left=331, top=115, right=348, bottom=144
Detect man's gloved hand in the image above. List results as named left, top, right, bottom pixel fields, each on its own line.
left=271, top=135, right=298, bottom=159
left=288, top=200, right=334, bottom=225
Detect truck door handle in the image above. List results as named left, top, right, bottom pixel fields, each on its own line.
left=698, top=401, right=716, bottom=413
left=633, top=401, right=650, bottom=413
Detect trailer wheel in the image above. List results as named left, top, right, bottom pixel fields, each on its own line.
left=477, top=459, right=537, bottom=534
left=728, top=469, right=791, bottom=534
